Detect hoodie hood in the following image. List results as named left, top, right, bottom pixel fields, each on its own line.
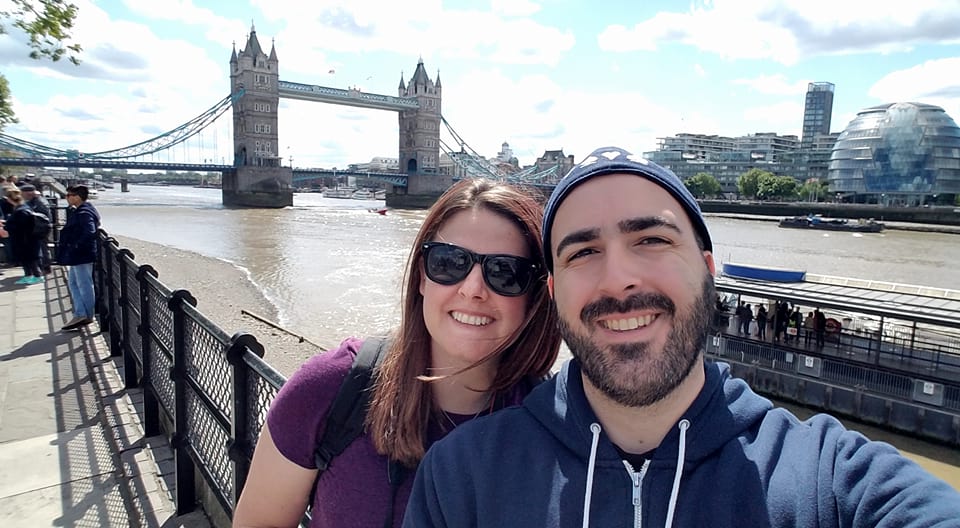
left=524, top=359, right=774, bottom=465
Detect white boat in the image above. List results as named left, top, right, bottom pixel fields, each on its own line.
left=352, top=189, right=375, bottom=200
left=374, top=190, right=386, bottom=200
left=323, top=187, right=354, bottom=199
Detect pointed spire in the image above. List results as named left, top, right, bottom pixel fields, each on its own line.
left=435, top=69, right=441, bottom=88
left=398, top=71, right=406, bottom=91
left=243, top=23, right=264, bottom=58
left=230, top=41, right=237, bottom=63
left=410, top=57, right=430, bottom=87
left=269, top=38, right=278, bottom=62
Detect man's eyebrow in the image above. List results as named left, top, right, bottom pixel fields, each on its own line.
left=555, top=227, right=600, bottom=259
left=619, top=216, right=682, bottom=235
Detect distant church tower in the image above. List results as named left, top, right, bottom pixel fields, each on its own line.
left=225, top=24, right=292, bottom=207
left=396, top=59, right=450, bottom=198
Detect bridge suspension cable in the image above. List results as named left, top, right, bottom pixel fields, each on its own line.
left=0, top=90, right=241, bottom=162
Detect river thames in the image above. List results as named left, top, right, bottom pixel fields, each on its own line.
left=91, top=184, right=960, bottom=489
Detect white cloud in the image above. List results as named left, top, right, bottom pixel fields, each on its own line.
left=732, top=73, right=808, bottom=96
left=440, top=68, right=707, bottom=164
left=597, top=0, right=960, bottom=65
left=742, top=101, right=804, bottom=136
left=868, top=57, right=960, bottom=119
left=250, top=0, right=574, bottom=67
left=491, top=0, right=542, bottom=17
left=694, top=64, right=706, bottom=77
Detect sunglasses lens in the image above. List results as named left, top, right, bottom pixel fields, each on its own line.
left=483, top=256, right=530, bottom=296
left=424, top=244, right=472, bottom=285
left=423, top=242, right=534, bottom=297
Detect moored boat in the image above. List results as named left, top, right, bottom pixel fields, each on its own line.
left=352, top=189, right=375, bottom=200
left=778, top=215, right=884, bottom=233
left=721, top=262, right=806, bottom=282
left=322, top=187, right=355, bottom=199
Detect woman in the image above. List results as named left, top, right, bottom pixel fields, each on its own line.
left=234, top=179, right=561, bottom=527
left=3, top=187, right=44, bottom=284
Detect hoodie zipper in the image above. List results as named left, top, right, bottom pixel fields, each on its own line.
left=623, top=459, right=650, bottom=528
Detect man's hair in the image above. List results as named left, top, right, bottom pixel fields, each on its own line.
left=67, top=185, right=89, bottom=200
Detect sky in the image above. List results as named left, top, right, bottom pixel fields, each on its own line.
left=1, top=0, right=959, bottom=169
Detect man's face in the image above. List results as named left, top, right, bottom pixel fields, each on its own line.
left=22, top=190, right=35, bottom=201
left=548, top=174, right=716, bottom=407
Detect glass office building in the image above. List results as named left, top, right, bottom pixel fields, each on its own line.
left=828, top=102, right=960, bottom=204
left=801, top=82, right=835, bottom=149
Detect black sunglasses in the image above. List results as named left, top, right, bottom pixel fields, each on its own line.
left=421, top=242, right=539, bottom=297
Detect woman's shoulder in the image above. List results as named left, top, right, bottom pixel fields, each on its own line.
left=284, top=337, right=364, bottom=389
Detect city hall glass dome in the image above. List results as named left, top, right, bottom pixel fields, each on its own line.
left=828, top=102, right=960, bottom=203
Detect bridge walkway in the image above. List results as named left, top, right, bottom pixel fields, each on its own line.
left=0, top=265, right=209, bottom=527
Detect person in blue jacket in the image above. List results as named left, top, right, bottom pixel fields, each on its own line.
left=57, top=185, right=101, bottom=331
left=403, top=146, right=960, bottom=528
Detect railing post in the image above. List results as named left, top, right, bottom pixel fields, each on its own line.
left=136, top=264, right=160, bottom=435
left=169, top=289, right=198, bottom=515
left=225, top=332, right=266, bottom=510
left=95, top=232, right=114, bottom=327
left=115, top=249, right=135, bottom=362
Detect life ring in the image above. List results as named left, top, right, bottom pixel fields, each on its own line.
left=825, top=318, right=842, bottom=334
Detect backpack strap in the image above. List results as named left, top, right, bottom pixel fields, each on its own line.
left=313, top=337, right=388, bottom=472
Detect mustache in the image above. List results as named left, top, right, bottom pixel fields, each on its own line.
left=580, top=292, right=676, bottom=324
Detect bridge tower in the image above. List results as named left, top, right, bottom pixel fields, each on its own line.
left=225, top=25, right=293, bottom=207
left=393, top=59, right=453, bottom=206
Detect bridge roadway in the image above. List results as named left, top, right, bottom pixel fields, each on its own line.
left=0, top=267, right=209, bottom=527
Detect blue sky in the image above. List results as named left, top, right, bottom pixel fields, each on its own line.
left=1, top=0, right=959, bottom=168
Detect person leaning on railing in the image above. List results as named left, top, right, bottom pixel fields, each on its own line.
left=233, top=179, right=562, bottom=528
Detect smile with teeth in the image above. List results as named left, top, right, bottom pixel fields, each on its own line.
left=451, top=311, right=492, bottom=326
left=600, top=313, right=657, bottom=331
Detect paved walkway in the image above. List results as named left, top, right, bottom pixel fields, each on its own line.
left=0, top=265, right=211, bottom=527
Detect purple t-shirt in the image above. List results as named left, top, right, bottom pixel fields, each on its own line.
left=267, top=337, right=532, bottom=528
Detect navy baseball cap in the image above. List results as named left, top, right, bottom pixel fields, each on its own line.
left=541, top=146, right=713, bottom=272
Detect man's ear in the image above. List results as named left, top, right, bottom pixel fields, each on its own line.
left=703, top=251, right=716, bottom=276
left=547, top=274, right=555, bottom=299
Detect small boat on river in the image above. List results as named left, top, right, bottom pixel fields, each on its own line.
left=721, top=262, right=806, bottom=282
left=778, top=215, right=884, bottom=233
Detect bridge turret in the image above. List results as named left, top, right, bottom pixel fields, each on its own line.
left=226, top=25, right=292, bottom=207
left=398, top=72, right=405, bottom=92
left=397, top=58, right=447, bottom=198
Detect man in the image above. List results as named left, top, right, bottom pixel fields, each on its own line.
left=20, top=184, right=53, bottom=273
left=403, top=147, right=960, bottom=527
left=58, top=185, right=101, bottom=331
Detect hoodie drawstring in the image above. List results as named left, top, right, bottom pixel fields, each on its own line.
left=663, top=419, right=690, bottom=528
left=582, top=422, right=602, bottom=528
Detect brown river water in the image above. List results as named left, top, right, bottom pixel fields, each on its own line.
left=93, top=185, right=960, bottom=491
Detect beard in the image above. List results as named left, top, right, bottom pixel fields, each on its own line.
left=558, top=273, right=716, bottom=407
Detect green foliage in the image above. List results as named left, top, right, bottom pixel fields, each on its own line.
left=737, top=168, right=767, bottom=199
left=0, top=76, right=17, bottom=129
left=0, top=1, right=82, bottom=131
left=1, top=0, right=82, bottom=65
left=683, top=172, right=721, bottom=198
left=799, top=178, right=829, bottom=202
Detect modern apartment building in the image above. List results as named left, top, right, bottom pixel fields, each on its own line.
left=801, top=82, right=835, bottom=150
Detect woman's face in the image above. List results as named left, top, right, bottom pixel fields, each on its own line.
left=419, top=207, right=532, bottom=375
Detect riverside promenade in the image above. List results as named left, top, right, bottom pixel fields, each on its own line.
left=0, top=266, right=210, bottom=527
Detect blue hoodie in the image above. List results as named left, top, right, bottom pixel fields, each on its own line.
left=404, top=359, right=960, bottom=527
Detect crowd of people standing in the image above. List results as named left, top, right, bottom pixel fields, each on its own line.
left=732, top=299, right=827, bottom=348
left=1, top=174, right=100, bottom=331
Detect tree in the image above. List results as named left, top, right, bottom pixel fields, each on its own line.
left=799, top=178, right=829, bottom=202
left=0, top=76, right=16, bottom=129
left=684, top=172, right=721, bottom=199
left=737, top=168, right=769, bottom=199
left=1, top=0, right=81, bottom=64
left=0, top=0, right=81, bottom=130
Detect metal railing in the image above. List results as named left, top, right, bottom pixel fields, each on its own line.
left=94, top=231, right=284, bottom=525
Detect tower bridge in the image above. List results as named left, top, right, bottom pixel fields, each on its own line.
left=0, top=24, right=562, bottom=208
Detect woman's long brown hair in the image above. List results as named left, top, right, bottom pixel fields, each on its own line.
left=365, top=179, right=561, bottom=467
